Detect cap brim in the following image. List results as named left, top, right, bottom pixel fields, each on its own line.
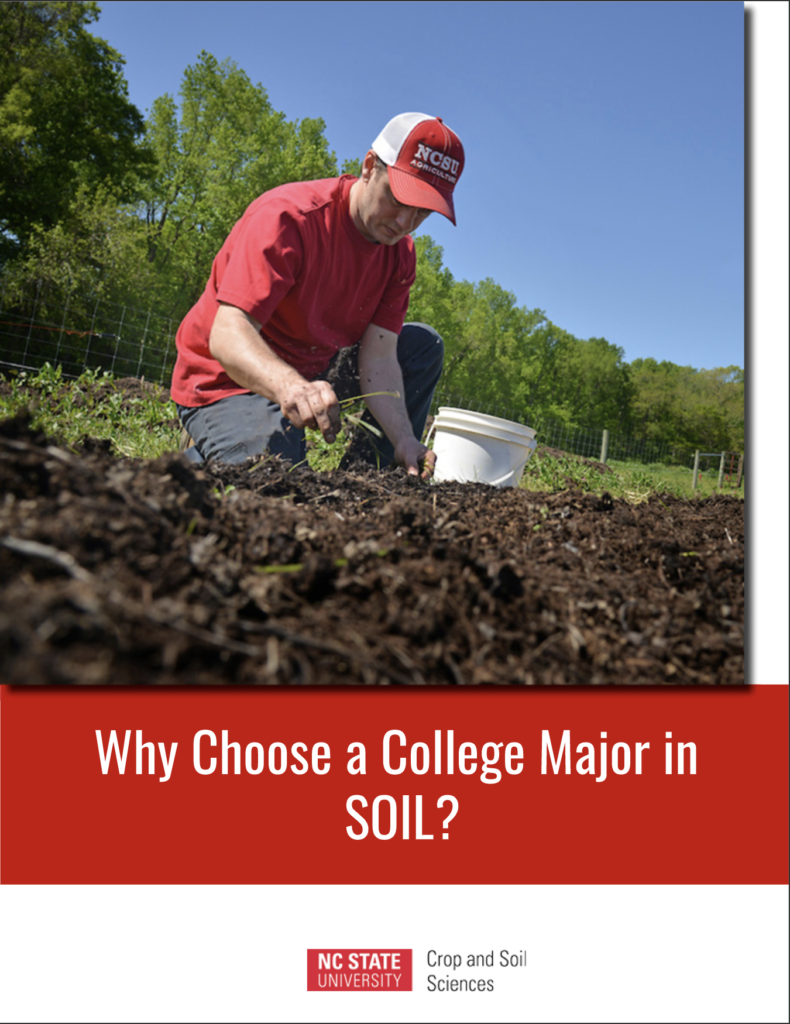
left=387, top=165, right=457, bottom=225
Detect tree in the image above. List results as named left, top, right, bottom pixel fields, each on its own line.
left=630, top=359, right=745, bottom=451
left=139, top=51, right=338, bottom=317
left=1, top=183, right=154, bottom=313
left=0, top=1, right=151, bottom=259
left=405, top=234, right=461, bottom=356
left=511, top=320, right=576, bottom=422
left=561, top=336, right=635, bottom=431
left=1, top=47, right=341, bottom=330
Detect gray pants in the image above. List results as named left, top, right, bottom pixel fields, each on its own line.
left=177, top=322, right=443, bottom=467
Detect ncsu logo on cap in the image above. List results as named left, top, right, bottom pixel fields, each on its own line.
left=412, top=143, right=461, bottom=179
left=307, top=949, right=413, bottom=992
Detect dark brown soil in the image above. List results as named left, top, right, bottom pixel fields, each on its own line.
left=0, top=413, right=744, bottom=686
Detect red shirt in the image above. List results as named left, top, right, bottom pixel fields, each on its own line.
left=171, top=175, right=416, bottom=407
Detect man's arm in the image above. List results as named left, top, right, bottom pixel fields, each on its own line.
left=209, top=302, right=341, bottom=443
left=358, top=323, right=435, bottom=478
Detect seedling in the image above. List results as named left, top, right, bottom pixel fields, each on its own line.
left=338, top=391, right=401, bottom=440
left=338, top=390, right=401, bottom=409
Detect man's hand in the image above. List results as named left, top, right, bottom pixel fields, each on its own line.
left=209, top=304, right=340, bottom=443
left=277, top=378, right=341, bottom=444
left=394, top=437, right=436, bottom=479
left=358, top=322, right=437, bottom=478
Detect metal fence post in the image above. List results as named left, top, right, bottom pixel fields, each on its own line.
left=599, top=428, right=609, bottom=464
left=717, top=452, right=726, bottom=489
left=692, top=450, right=700, bottom=490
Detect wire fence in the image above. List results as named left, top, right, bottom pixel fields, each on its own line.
left=0, top=282, right=742, bottom=477
left=0, top=278, right=177, bottom=384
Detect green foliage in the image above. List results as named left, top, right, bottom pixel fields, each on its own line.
left=1, top=371, right=744, bottom=502
left=139, top=51, right=338, bottom=318
left=1, top=45, right=339, bottom=331
left=408, top=237, right=557, bottom=415
left=630, top=358, right=744, bottom=452
left=521, top=449, right=742, bottom=501
left=443, top=277, right=548, bottom=409
left=521, top=450, right=598, bottom=494
left=305, top=426, right=349, bottom=472
left=340, top=157, right=363, bottom=177
left=0, top=183, right=153, bottom=319
left=407, top=237, right=633, bottom=430
left=407, top=235, right=741, bottom=456
left=0, top=1, right=152, bottom=258
left=560, top=336, right=635, bottom=432
left=0, top=365, right=180, bottom=457
left=406, top=236, right=464, bottom=354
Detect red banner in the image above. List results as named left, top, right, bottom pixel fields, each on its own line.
left=1, top=685, right=786, bottom=884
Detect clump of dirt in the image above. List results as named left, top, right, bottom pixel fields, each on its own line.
left=0, top=414, right=744, bottom=686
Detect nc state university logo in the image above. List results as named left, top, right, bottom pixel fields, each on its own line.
left=411, top=143, right=460, bottom=182
left=307, top=949, right=412, bottom=991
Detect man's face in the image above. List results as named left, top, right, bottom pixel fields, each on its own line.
left=353, top=155, right=432, bottom=245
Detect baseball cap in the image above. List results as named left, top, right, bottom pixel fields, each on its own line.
left=371, top=113, right=464, bottom=225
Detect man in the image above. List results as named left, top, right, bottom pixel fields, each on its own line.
left=171, top=112, right=464, bottom=477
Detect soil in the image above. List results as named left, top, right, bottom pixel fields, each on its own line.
left=0, top=411, right=744, bottom=686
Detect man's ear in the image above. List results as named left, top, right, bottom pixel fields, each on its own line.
left=360, top=150, right=378, bottom=183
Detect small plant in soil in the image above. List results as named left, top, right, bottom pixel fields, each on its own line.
left=0, top=365, right=181, bottom=458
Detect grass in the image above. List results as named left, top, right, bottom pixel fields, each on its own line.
left=1, top=366, right=744, bottom=500
left=305, top=426, right=348, bottom=471
left=0, top=364, right=181, bottom=458
left=520, top=449, right=744, bottom=501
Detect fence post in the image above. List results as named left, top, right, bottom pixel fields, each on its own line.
left=717, top=452, right=726, bottom=490
left=599, top=428, right=609, bottom=464
left=736, top=454, right=744, bottom=489
left=692, top=450, right=700, bottom=490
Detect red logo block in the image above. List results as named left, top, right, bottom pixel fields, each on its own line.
left=307, top=949, right=412, bottom=992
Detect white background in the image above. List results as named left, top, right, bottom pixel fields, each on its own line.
left=0, top=885, right=787, bottom=1023
left=0, top=3, right=787, bottom=1022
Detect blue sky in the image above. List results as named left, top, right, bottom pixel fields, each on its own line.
left=94, top=0, right=744, bottom=371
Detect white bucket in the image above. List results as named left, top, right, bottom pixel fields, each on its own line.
left=428, top=407, right=538, bottom=487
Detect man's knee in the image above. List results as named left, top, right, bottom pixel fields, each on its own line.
left=177, top=394, right=305, bottom=465
left=399, top=322, right=444, bottom=375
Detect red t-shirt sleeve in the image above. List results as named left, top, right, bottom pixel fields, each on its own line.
left=214, top=204, right=304, bottom=328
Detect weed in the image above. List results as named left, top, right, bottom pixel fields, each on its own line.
left=0, top=365, right=181, bottom=458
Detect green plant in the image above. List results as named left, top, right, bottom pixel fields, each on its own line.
left=0, top=366, right=181, bottom=458
left=304, top=391, right=399, bottom=472
left=519, top=449, right=744, bottom=501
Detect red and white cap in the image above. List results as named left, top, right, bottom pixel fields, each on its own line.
left=371, top=113, right=464, bottom=225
